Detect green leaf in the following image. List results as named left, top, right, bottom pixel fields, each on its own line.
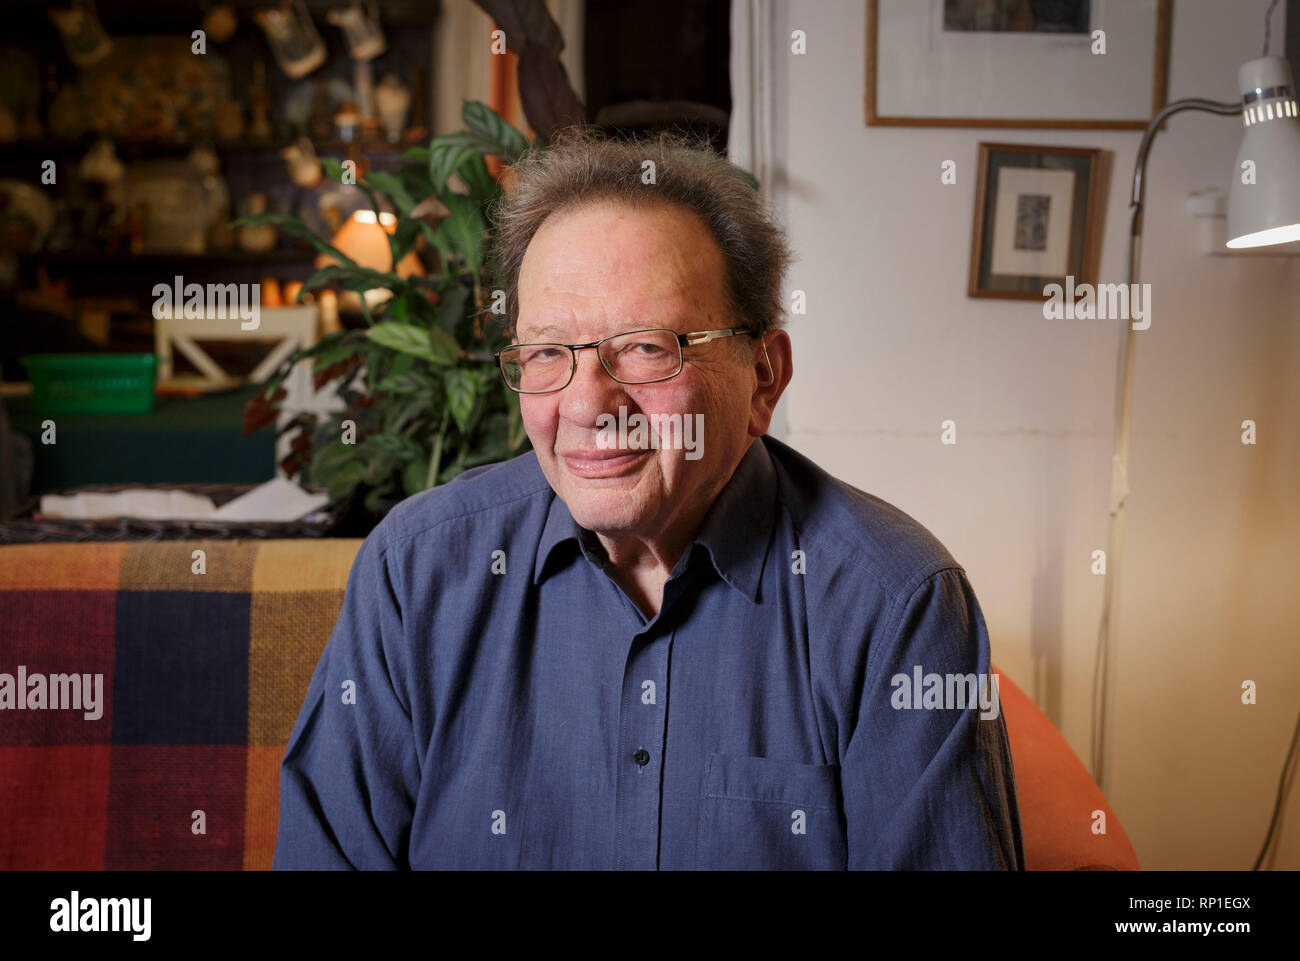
left=420, top=221, right=452, bottom=275
left=321, top=157, right=347, bottom=181
left=389, top=352, right=416, bottom=376
left=380, top=289, right=433, bottom=326
left=399, top=162, right=436, bottom=206
left=400, top=146, right=430, bottom=165
left=436, top=192, right=486, bottom=283
left=434, top=285, right=469, bottom=332
left=366, top=322, right=441, bottom=362
left=444, top=369, right=479, bottom=432
left=365, top=347, right=383, bottom=388
left=380, top=292, right=411, bottom=324
left=309, top=441, right=359, bottom=486
left=299, top=264, right=349, bottom=294
left=327, top=460, right=366, bottom=504
left=254, top=331, right=350, bottom=395
left=734, top=166, right=760, bottom=191
left=366, top=431, right=423, bottom=461
left=373, top=371, right=433, bottom=394
left=462, top=101, right=530, bottom=163
left=402, top=456, right=428, bottom=496
left=364, top=483, right=396, bottom=514
left=424, top=412, right=449, bottom=488
left=336, top=273, right=399, bottom=295
left=456, top=154, right=498, bottom=205
left=312, top=338, right=367, bottom=373
left=429, top=133, right=488, bottom=194
left=426, top=325, right=460, bottom=366
left=361, top=450, right=396, bottom=485
left=364, top=171, right=416, bottom=216
left=389, top=218, right=421, bottom=264
left=297, top=331, right=348, bottom=357
left=354, top=180, right=385, bottom=229
left=300, top=263, right=405, bottom=298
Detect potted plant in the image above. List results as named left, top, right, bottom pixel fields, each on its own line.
left=240, top=101, right=535, bottom=532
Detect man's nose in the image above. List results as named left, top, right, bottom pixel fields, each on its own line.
left=559, top=346, right=626, bottom=420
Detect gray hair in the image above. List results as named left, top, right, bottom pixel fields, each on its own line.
left=487, top=126, right=792, bottom=341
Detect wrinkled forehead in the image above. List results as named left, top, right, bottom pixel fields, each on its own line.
left=514, top=199, right=728, bottom=341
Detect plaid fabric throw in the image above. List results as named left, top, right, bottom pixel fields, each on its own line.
left=0, top=539, right=362, bottom=870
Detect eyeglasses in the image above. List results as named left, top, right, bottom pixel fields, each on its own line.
left=494, top=327, right=754, bottom=394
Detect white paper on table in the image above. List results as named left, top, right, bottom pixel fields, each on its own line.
left=39, top=479, right=329, bottom=522
left=40, top=489, right=218, bottom=520
left=209, top=477, right=329, bottom=522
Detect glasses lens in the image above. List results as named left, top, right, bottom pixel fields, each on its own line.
left=600, top=329, right=682, bottom=384
left=500, top=344, right=572, bottom=393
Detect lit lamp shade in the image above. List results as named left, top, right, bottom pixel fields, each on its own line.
left=316, top=210, right=424, bottom=307
left=1228, top=57, right=1300, bottom=248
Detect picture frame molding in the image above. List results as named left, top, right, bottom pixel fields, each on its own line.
left=967, top=141, right=1104, bottom=300
left=865, top=0, right=1171, bottom=129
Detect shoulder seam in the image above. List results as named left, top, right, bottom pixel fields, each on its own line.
left=769, top=449, right=961, bottom=595
left=866, top=564, right=968, bottom=685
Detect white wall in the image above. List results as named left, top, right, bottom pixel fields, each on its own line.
left=774, top=0, right=1299, bottom=869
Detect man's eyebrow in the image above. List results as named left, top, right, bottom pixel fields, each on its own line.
left=519, top=319, right=682, bottom=341
left=517, top=323, right=565, bottom=341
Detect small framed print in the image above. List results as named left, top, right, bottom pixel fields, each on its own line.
left=968, top=142, right=1103, bottom=299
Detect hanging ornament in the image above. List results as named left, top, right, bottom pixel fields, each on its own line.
left=253, top=0, right=326, bottom=79
left=49, top=0, right=113, bottom=68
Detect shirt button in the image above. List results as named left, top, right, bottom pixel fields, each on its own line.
left=633, top=748, right=650, bottom=766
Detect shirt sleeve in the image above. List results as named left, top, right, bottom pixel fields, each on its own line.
left=272, top=527, right=421, bottom=869
left=840, top=567, right=1025, bottom=869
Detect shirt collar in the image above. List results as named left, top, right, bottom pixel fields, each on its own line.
left=532, top=437, right=777, bottom=603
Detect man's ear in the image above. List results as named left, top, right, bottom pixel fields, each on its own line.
left=755, top=338, right=775, bottom=387
left=748, top=330, right=792, bottom=438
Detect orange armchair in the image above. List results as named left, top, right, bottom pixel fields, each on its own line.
left=996, top=667, right=1140, bottom=870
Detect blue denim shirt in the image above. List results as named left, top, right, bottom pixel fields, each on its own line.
left=274, top=435, right=1024, bottom=869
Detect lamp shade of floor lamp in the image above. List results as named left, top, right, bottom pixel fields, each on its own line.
left=1228, top=57, right=1300, bottom=247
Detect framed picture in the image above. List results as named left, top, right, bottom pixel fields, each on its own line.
left=968, top=143, right=1103, bottom=299
left=866, top=0, right=1171, bottom=128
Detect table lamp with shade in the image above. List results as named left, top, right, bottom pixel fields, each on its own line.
left=315, top=209, right=425, bottom=313
left=1093, top=41, right=1300, bottom=870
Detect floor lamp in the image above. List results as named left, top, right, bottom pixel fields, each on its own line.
left=1092, top=50, right=1300, bottom=854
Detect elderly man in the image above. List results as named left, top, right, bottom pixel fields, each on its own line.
left=274, top=130, right=1024, bottom=870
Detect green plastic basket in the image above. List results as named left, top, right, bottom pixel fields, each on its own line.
left=20, top=353, right=157, bottom=415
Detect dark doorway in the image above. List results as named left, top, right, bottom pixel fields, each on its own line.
left=583, top=0, right=732, bottom=152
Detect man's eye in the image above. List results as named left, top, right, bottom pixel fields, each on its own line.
left=625, top=342, right=667, bottom=357
left=523, top=347, right=564, bottom=364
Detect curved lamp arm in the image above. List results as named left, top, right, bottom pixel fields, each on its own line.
left=1092, top=97, right=1240, bottom=792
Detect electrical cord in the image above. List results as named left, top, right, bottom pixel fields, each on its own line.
left=1252, top=706, right=1300, bottom=869
left=1263, top=0, right=1281, bottom=56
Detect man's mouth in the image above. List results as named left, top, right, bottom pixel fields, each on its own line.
left=560, top=448, right=651, bottom=478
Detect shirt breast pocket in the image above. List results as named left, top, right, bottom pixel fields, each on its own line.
left=695, top=753, right=847, bottom=870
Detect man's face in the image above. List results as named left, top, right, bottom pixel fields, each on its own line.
left=514, top=200, right=759, bottom=543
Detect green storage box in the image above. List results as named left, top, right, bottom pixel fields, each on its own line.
left=20, top=353, right=157, bottom=415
